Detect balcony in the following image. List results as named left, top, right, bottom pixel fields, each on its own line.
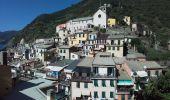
left=71, top=76, right=92, bottom=82
left=117, top=88, right=132, bottom=94
left=91, top=73, right=116, bottom=79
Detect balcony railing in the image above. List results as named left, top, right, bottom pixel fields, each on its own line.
left=91, top=73, right=116, bottom=79
left=71, top=76, right=92, bottom=82
left=117, top=88, right=131, bottom=94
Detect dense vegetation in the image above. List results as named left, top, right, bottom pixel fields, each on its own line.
left=11, top=0, right=170, bottom=46
left=135, top=69, right=170, bottom=100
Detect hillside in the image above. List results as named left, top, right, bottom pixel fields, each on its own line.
left=11, top=0, right=170, bottom=46
left=0, top=31, right=18, bottom=44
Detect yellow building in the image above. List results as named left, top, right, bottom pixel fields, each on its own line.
left=68, top=32, right=88, bottom=46
left=123, top=16, right=131, bottom=25
left=108, top=18, right=116, bottom=27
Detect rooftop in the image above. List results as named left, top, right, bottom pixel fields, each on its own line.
left=72, top=16, right=93, bottom=22
left=126, top=61, right=163, bottom=71
left=93, top=52, right=115, bottom=66
left=113, top=57, right=126, bottom=64
left=49, top=59, right=73, bottom=67
left=77, top=57, right=94, bottom=67
left=65, top=60, right=81, bottom=72
left=59, top=45, right=70, bottom=49
left=3, top=78, right=54, bottom=100
left=118, top=69, right=131, bottom=80
left=35, top=44, right=53, bottom=49
left=108, top=34, right=125, bottom=39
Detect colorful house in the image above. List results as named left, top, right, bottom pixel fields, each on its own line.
left=108, top=18, right=116, bottom=27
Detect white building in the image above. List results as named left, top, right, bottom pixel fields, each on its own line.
left=71, top=52, right=117, bottom=100
left=66, top=17, right=93, bottom=34
left=93, top=9, right=107, bottom=28
left=34, top=44, right=53, bottom=64
left=58, top=45, right=71, bottom=60
left=106, top=35, right=124, bottom=57
left=57, top=29, right=69, bottom=45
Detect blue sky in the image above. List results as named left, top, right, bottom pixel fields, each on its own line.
left=0, top=0, right=80, bottom=32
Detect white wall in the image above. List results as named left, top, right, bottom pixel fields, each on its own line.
left=58, top=29, right=69, bottom=44
left=93, top=9, right=107, bottom=28
left=71, top=82, right=93, bottom=100
left=70, top=53, right=79, bottom=60
left=66, top=18, right=93, bottom=34
left=58, top=48, right=70, bottom=59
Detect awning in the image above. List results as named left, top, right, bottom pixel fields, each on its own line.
left=137, top=71, right=148, bottom=77
left=117, top=80, right=133, bottom=86
left=45, top=66, right=63, bottom=71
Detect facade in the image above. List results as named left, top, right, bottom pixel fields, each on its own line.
left=83, top=31, right=98, bottom=56
left=108, top=18, right=116, bottom=27
left=123, top=16, right=131, bottom=26
left=0, top=51, right=7, bottom=65
left=58, top=45, right=71, bottom=60
left=71, top=52, right=117, bottom=100
left=66, top=17, right=93, bottom=34
left=57, top=29, right=69, bottom=45
left=124, top=61, right=163, bottom=91
left=34, top=44, right=53, bottom=64
left=68, top=32, right=88, bottom=47
left=93, top=9, right=107, bottom=28
left=106, top=35, right=124, bottom=57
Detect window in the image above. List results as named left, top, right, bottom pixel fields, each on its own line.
left=102, top=91, right=106, bottom=98
left=89, top=35, right=91, bottom=39
left=71, top=41, right=73, bottom=44
left=94, top=91, right=98, bottom=98
left=76, top=82, right=80, bottom=88
left=108, top=46, right=111, bottom=50
left=117, top=47, right=120, bottom=51
left=112, top=53, right=115, bottom=57
left=72, top=55, right=75, bottom=58
left=98, top=14, right=101, bottom=18
left=110, top=92, right=114, bottom=98
left=112, top=46, right=115, bottom=50
left=63, top=56, right=65, bottom=59
left=155, top=70, right=159, bottom=76
left=94, top=80, right=98, bottom=87
left=63, top=49, right=66, bottom=53
left=79, top=40, right=81, bottom=43
left=84, top=83, right=88, bottom=88
left=79, top=34, right=81, bottom=37
left=111, top=40, right=114, bottom=45
left=118, top=40, right=120, bottom=45
left=122, top=94, right=125, bottom=100
left=148, top=71, right=150, bottom=76
left=110, top=80, right=114, bottom=87
left=128, top=94, right=132, bottom=100
left=83, top=34, right=85, bottom=37
left=60, top=50, right=62, bottom=53
left=102, top=80, right=106, bottom=87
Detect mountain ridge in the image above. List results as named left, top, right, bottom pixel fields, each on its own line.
left=11, top=0, right=170, bottom=46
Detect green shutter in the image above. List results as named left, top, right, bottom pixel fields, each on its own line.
left=155, top=71, right=159, bottom=76
left=84, top=83, right=88, bottom=88
left=110, top=92, right=114, bottom=98
left=94, top=80, right=98, bottom=87
left=110, top=79, right=114, bottom=87
left=94, top=91, right=98, bottom=98
left=122, top=94, right=125, bottom=100
left=102, top=80, right=106, bottom=87
left=102, top=91, right=106, bottom=98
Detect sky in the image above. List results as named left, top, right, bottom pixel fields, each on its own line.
left=0, top=0, right=80, bottom=32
